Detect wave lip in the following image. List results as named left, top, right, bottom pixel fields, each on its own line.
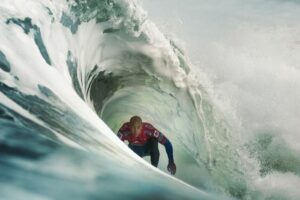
left=0, top=0, right=235, bottom=199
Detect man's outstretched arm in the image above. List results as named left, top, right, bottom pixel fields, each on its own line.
left=146, top=124, right=176, bottom=175
left=160, top=136, right=176, bottom=175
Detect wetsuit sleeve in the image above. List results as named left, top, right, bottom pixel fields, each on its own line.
left=146, top=124, right=174, bottom=163
left=117, top=123, right=128, bottom=141
left=163, top=139, right=174, bottom=163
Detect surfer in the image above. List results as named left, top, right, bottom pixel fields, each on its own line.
left=117, top=116, right=176, bottom=175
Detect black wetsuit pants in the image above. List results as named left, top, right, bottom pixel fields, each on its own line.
left=128, top=138, right=160, bottom=167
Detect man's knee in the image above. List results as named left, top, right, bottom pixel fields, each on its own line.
left=151, top=148, right=160, bottom=167
left=148, top=137, right=158, bottom=149
left=128, top=144, right=143, bottom=157
left=148, top=138, right=159, bottom=167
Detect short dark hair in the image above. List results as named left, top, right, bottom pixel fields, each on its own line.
left=130, top=116, right=142, bottom=124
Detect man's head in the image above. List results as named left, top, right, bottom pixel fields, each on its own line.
left=129, top=116, right=142, bottom=136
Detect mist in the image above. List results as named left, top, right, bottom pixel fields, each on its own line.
left=141, top=0, right=300, bottom=151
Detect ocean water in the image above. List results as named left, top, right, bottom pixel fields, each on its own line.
left=0, top=0, right=299, bottom=199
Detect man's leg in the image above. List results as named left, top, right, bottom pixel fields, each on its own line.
left=145, top=138, right=160, bottom=167
left=128, top=144, right=144, bottom=157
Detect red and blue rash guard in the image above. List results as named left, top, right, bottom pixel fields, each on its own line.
left=117, top=122, right=174, bottom=163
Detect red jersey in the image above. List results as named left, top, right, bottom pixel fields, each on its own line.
left=117, top=122, right=167, bottom=145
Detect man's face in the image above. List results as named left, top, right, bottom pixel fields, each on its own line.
left=130, top=121, right=142, bottom=136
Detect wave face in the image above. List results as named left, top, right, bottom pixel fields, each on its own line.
left=0, top=0, right=299, bottom=200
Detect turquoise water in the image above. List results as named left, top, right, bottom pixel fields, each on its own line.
left=0, top=0, right=299, bottom=199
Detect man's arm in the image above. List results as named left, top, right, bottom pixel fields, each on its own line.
left=145, top=124, right=176, bottom=174
left=162, top=139, right=174, bottom=163
left=163, top=139, right=176, bottom=175
left=155, top=130, right=176, bottom=175
left=153, top=130, right=174, bottom=163
left=117, top=123, right=129, bottom=141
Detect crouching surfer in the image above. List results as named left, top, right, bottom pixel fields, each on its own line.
left=117, top=116, right=176, bottom=175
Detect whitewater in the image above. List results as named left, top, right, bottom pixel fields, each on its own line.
left=0, top=0, right=299, bottom=199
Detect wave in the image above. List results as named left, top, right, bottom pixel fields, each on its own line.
left=0, top=0, right=299, bottom=199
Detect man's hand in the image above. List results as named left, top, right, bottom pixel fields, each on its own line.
left=167, top=162, right=176, bottom=175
